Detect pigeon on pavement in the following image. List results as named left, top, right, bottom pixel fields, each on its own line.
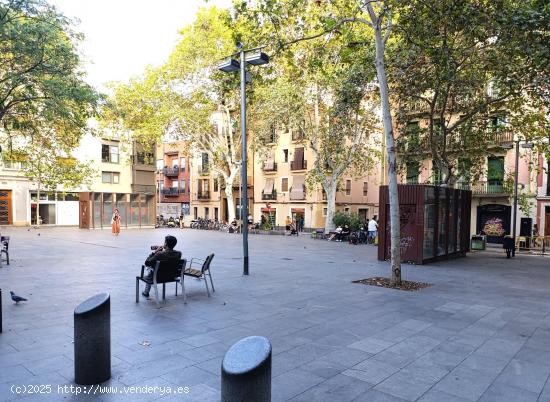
left=10, top=291, right=28, bottom=304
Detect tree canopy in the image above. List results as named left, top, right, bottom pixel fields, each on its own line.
left=0, top=0, right=99, bottom=149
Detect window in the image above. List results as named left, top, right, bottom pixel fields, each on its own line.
left=156, top=159, right=164, bottom=170
left=213, top=178, right=219, bottom=192
left=172, top=180, right=178, bottom=189
left=205, top=207, right=209, bottom=219
left=180, top=179, right=186, bottom=193
left=344, top=207, right=350, bottom=214
left=283, top=149, right=288, bottom=163
left=171, top=158, right=178, bottom=167
left=323, top=208, right=327, bottom=217
left=136, top=152, right=154, bottom=165
left=547, top=161, right=550, bottom=196
left=101, top=171, right=119, bottom=184
left=214, top=207, right=219, bottom=221
left=193, top=207, right=198, bottom=219
left=345, top=180, right=351, bottom=196
left=180, top=157, right=186, bottom=171
left=102, top=144, right=119, bottom=163
left=158, top=180, right=164, bottom=190
left=363, top=182, right=368, bottom=196
left=406, top=162, right=420, bottom=184
left=487, top=156, right=504, bottom=185
left=282, top=178, right=289, bottom=192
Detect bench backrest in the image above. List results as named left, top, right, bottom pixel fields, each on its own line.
left=155, top=259, right=186, bottom=283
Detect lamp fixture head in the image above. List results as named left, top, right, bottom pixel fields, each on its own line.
left=218, top=58, right=240, bottom=73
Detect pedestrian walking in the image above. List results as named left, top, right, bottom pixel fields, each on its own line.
left=111, top=208, right=121, bottom=236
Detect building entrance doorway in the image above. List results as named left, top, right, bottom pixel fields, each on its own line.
left=291, top=208, right=305, bottom=231
left=0, top=190, right=12, bottom=225
left=545, top=206, right=550, bottom=236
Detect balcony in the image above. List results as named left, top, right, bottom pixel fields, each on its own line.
left=199, top=165, right=210, bottom=175
left=161, top=187, right=181, bottom=196
left=163, top=166, right=179, bottom=176
left=263, top=162, right=278, bottom=173
left=291, top=160, right=307, bottom=171
left=262, top=190, right=277, bottom=201
left=289, top=186, right=306, bottom=200
left=197, top=191, right=210, bottom=200
left=456, top=181, right=507, bottom=196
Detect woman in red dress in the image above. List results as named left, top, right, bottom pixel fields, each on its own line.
left=111, top=208, right=121, bottom=236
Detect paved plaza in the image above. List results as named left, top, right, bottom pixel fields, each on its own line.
left=1, top=227, right=550, bottom=401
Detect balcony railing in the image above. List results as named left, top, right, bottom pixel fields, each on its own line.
left=162, top=166, right=179, bottom=176
left=161, top=187, right=181, bottom=196
left=199, top=165, right=210, bottom=175
left=263, top=162, right=278, bottom=172
left=456, top=181, right=507, bottom=195
left=262, top=190, right=277, bottom=200
left=197, top=191, right=210, bottom=200
left=291, top=160, right=307, bottom=171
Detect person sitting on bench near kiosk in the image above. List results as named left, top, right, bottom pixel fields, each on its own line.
left=141, top=235, right=182, bottom=298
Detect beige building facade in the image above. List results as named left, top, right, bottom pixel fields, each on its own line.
left=253, top=130, right=381, bottom=230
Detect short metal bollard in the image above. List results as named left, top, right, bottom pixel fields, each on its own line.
left=74, top=293, right=111, bottom=385
left=221, top=336, right=272, bottom=402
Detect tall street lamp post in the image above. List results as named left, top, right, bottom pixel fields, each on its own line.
left=502, top=138, right=533, bottom=257
left=219, top=43, right=269, bottom=275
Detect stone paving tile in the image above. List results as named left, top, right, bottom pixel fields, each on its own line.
left=478, top=382, right=539, bottom=402
left=432, top=367, right=498, bottom=401
left=289, top=373, right=373, bottom=402
left=352, top=388, right=409, bottom=401
left=418, top=389, right=472, bottom=402
left=493, top=358, right=550, bottom=394
left=373, top=371, right=435, bottom=401
left=271, top=368, right=325, bottom=402
left=348, top=337, right=393, bottom=354
left=344, top=359, right=400, bottom=385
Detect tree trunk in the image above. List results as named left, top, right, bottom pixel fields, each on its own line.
left=323, top=182, right=337, bottom=233
left=372, top=20, right=402, bottom=285
left=224, top=175, right=236, bottom=223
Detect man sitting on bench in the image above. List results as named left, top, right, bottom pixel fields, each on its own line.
left=141, top=235, right=182, bottom=298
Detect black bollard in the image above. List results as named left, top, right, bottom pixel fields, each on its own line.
left=221, top=336, right=272, bottom=402
left=74, top=293, right=111, bottom=385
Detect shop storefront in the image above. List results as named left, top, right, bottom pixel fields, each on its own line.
left=30, top=192, right=80, bottom=226
left=79, top=192, right=155, bottom=229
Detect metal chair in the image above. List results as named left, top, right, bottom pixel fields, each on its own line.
left=136, top=259, right=186, bottom=308
left=181, top=254, right=215, bottom=303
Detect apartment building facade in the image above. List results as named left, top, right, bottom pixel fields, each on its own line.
left=397, top=118, right=537, bottom=243
left=253, top=129, right=381, bottom=230
left=155, top=141, right=191, bottom=219
left=77, top=133, right=156, bottom=229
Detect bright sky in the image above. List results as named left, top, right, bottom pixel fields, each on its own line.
left=49, top=0, right=233, bottom=91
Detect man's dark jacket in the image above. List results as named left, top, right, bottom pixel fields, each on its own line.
left=145, top=248, right=182, bottom=267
